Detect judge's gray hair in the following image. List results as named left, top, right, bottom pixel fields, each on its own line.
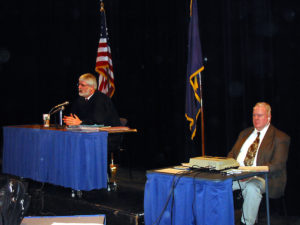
left=79, top=73, right=97, bottom=90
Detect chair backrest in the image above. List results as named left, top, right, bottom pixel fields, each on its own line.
left=120, top=118, right=128, bottom=126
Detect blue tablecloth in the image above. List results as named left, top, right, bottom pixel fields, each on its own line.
left=2, top=126, right=108, bottom=191
left=144, top=172, right=234, bottom=225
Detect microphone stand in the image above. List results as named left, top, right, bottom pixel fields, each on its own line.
left=50, top=106, right=65, bottom=128
left=59, top=107, right=63, bottom=127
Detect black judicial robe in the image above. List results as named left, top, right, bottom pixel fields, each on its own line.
left=70, top=90, right=121, bottom=127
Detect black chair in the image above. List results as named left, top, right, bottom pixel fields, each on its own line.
left=118, top=117, right=133, bottom=178
left=120, top=118, right=128, bottom=127
left=259, top=194, right=289, bottom=225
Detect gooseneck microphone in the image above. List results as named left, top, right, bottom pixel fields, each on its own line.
left=49, top=101, right=69, bottom=115
left=54, top=101, right=69, bottom=109
left=48, top=101, right=70, bottom=127
left=50, top=106, right=65, bottom=115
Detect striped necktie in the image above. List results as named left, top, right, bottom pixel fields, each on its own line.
left=244, top=132, right=261, bottom=166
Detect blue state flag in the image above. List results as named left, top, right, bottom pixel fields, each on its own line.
left=185, top=0, right=204, bottom=140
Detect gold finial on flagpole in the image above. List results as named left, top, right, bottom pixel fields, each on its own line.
left=100, top=0, right=105, bottom=12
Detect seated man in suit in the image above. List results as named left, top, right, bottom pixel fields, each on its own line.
left=228, top=102, right=290, bottom=225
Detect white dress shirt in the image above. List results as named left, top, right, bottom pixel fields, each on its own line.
left=85, top=93, right=94, bottom=101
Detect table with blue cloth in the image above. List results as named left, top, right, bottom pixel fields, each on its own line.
left=144, top=168, right=270, bottom=225
left=2, top=125, right=108, bottom=191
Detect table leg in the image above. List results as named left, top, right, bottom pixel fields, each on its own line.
left=265, top=174, right=270, bottom=225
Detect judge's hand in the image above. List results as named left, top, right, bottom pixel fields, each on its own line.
left=63, top=113, right=82, bottom=126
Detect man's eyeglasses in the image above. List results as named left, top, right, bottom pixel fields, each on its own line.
left=77, top=83, right=90, bottom=88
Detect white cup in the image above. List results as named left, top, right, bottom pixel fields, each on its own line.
left=43, top=114, right=50, bottom=127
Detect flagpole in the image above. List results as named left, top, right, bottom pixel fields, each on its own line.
left=100, top=0, right=104, bottom=11
left=199, top=72, right=205, bottom=156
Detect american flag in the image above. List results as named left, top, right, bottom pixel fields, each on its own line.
left=95, top=1, right=115, bottom=97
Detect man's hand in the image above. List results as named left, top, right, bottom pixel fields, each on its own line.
left=63, top=113, right=82, bottom=126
